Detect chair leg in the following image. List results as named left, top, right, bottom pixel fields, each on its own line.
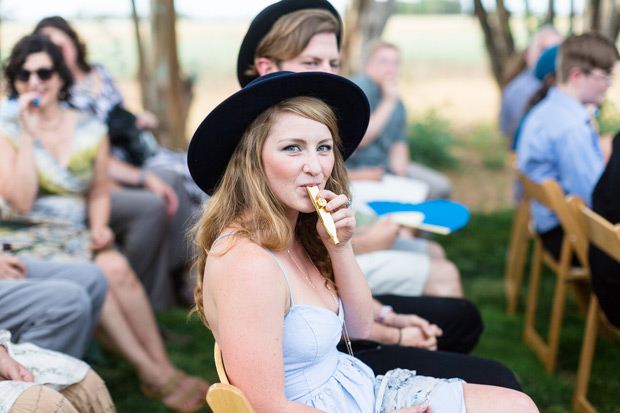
left=544, top=271, right=568, bottom=373
left=524, top=240, right=548, bottom=361
left=505, top=201, right=531, bottom=315
left=572, top=295, right=599, bottom=413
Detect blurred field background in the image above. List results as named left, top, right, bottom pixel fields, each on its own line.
left=2, top=13, right=620, bottom=412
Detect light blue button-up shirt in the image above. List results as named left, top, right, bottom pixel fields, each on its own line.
left=517, top=87, right=605, bottom=233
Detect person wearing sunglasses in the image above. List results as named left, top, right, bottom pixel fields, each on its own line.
left=0, top=34, right=208, bottom=412
left=34, top=16, right=197, bottom=311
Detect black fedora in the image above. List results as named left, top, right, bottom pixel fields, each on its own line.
left=187, top=71, right=369, bottom=196
left=237, top=0, right=342, bottom=87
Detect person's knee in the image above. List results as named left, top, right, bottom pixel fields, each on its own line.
left=426, top=241, right=446, bottom=259
left=426, top=260, right=462, bottom=297
left=96, top=252, right=140, bottom=292
left=508, top=391, right=538, bottom=412
left=75, top=262, right=109, bottom=302
left=46, top=282, right=92, bottom=323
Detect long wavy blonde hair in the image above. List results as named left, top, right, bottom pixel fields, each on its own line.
left=192, top=96, right=351, bottom=327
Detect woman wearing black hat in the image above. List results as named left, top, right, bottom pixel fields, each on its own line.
left=234, top=0, right=536, bottom=393
left=189, top=71, right=537, bottom=412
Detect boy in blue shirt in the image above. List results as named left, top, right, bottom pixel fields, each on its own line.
left=517, top=32, right=619, bottom=257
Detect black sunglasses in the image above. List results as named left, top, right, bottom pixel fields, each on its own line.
left=16, top=67, right=56, bottom=82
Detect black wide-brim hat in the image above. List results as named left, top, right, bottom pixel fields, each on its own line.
left=187, top=71, right=370, bottom=196
left=237, top=0, right=342, bottom=87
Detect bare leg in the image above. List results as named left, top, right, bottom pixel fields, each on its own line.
left=426, top=241, right=446, bottom=259
left=423, top=259, right=464, bottom=298
left=463, top=383, right=539, bottom=412
left=95, top=293, right=171, bottom=384
left=95, top=250, right=172, bottom=367
left=94, top=251, right=208, bottom=411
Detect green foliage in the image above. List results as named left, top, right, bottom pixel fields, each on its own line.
left=596, top=99, right=620, bottom=136
left=407, top=109, right=460, bottom=169
left=395, top=0, right=461, bottom=15
left=469, top=122, right=508, bottom=170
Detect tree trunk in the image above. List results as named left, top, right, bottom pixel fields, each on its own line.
left=149, top=0, right=192, bottom=150
left=583, top=0, right=620, bottom=41
left=584, top=0, right=602, bottom=32
left=569, top=0, right=575, bottom=33
left=473, top=0, right=515, bottom=86
left=340, top=0, right=396, bottom=76
left=131, top=0, right=153, bottom=111
left=545, top=0, right=555, bottom=24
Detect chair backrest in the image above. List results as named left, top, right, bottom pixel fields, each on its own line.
left=214, top=342, right=229, bottom=384
left=517, top=172, right=556, bottom=211
left=564, top=196, right=589, bottom=267
left=518, top=172, right=588, bottom=266
left=208, top=342, right=257, bottom=412
left=580, top=206, right=620, bottom=262
left=207, top=383, right=255, bottom=413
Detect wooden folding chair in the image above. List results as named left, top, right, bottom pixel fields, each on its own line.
left=504, top=195, right=534, bottom=315
left=572, top=204, right=620, bottom=413
left=518, top=173, right=589, bottom=373
left=206, top=342, right=255, bottom=413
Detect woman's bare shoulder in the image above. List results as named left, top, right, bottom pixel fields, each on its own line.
left=205, top=234, right=285, bottom=289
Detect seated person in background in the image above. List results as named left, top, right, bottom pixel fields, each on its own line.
left=0, top=34, right=208, bottom=412
left=0, top=254, right=107, bottom=359
left=1, top=329, right=115, bottom=412
left=589, top=131, right=620, bottom=328
left=188, top=70, right=537, bottom=412
left=33, top=16, right=194, bottom=310
left=512, top=45, right=560, bottom=152
left=517, top=32, right=619, bottom=259
left=500, top=25, right=563, bottom=148
left=233, top=0, right=525, bottom=391
left=348, top=40, right=452, bottom=201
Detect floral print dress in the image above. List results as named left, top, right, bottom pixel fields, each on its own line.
left=0, top=106, right=107, bottom=261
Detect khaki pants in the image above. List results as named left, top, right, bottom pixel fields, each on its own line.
left=10, top=370, right=115, bottom=413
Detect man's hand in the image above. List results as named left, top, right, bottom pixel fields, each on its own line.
left=143, top=172, right=179, bottom=216
left=0, top=347, right=34, bottom=382
left=135, top=110, right=159, bottom=130
left=384, top=312, right=443, bottom=337
left=90, top=225, right=115, bottom=252
left=363, top=218, right=400, bottom=251
left=0, top=254, right=27, bottom=279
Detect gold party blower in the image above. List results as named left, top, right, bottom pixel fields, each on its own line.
left=306, top=185, right=340, bottom=245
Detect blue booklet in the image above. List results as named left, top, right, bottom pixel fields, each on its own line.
left=367, top=200, right=470, bottom=235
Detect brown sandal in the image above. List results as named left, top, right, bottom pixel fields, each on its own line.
left=141, top=370, right=208, bottom=413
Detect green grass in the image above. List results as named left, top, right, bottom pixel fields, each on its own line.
left=98, top=210, right=620, bottom=412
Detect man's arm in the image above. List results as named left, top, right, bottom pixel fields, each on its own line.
left=358, top=79, right=400, bottom=149
left=388, top=141, right=410, bottom=177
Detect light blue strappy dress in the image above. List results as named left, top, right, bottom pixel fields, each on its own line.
left=215, top=234, right=466, bottom=412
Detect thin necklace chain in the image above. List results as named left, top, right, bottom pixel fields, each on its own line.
left=286, top=247, right=358, bottom=370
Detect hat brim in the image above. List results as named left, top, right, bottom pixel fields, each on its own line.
left=237, top=0, right=342, bottom=88
left=188, top=71, right=369, bottom=196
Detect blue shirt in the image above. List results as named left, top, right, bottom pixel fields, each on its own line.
left=517, top=87, right=604, bottom=233
left=346, top=74, right=407, bottom=173
left=500, top=69, right=541, bottom=141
